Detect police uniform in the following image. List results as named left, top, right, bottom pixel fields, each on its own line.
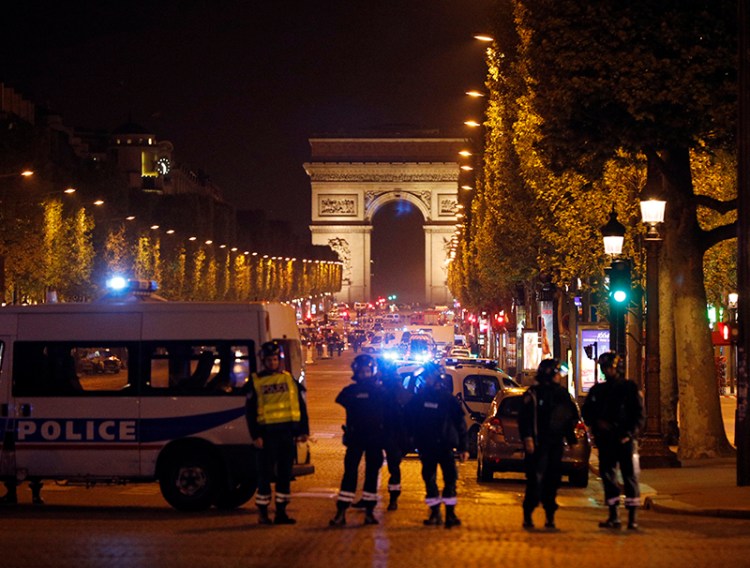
left=380, top=364, right=412, bottom=511
left=518, top=368, right=578, bottom=529
left=407, top=369, right=468, bottom=528
left=246, top=368, right=309, bottom=524
left=330, top=375, right=386, bottom=525
left=582, top=353, right=644, bottom=529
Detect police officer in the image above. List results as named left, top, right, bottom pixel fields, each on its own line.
left=582, top=351, right=645, bottom=530
left=330, top=354, right=386, bottom=527
left=379, top=357, right=413, bottom=511
left=519, top=359, right=579, bottom=529
left=246, top=341, right=309, bottom=525
left=406, top=362, right=468, bottom=528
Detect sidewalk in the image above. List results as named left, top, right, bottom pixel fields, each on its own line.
left=639, top=456, right=750, bottom=519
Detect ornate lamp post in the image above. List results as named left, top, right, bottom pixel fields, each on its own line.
left=601, top=208, right=628, bottom=356
left=638, top=188, right=680, bottom=468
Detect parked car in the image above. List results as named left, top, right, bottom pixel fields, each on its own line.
left=476, top=388, right=591, bottom=487
left=442, top=360, right=520, bottom=458
left=77, top=349, right=122, bottom=374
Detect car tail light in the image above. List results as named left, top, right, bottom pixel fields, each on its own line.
left=574, top=420, right=588, bottom=439
left=487, top=416, right=504, bottom=435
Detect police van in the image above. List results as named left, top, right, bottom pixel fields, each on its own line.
left=0, top=284, right=311, bottom=511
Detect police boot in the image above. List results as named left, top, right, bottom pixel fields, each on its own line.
left=522, top=508, right=535, bottom=529
left=387, top=491, right=400, bottom=511
left=257, top=504, right=272, bottom=525
left=599, top=505, right=622, bottom=529
left=444, top=505, right=461, bottom=529
left=30, top=480, right=44, bottom=506
left=423, top=504, right=443, bottom=526
left=627, top=506, right=638, bottom=530
left=329, top=501, right=348, bottom=527
left=364, top=502, right=379, bottom=525
left=274, top=501, right=296, bottom=525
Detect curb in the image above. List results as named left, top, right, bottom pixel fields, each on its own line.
left=644, top=496, right=750, bottom=519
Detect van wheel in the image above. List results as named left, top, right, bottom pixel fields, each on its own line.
left=160, top=451, right=219, bottom=512
left=569, top=470, right=589, bottom=488
left=468, top=425, right=479, bottom=459
left=215, top=478, right=257, bottom=510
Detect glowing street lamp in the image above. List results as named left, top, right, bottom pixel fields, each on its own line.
left=638, top=177, right=679, bottom=468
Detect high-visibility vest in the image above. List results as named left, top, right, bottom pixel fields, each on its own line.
left=252, top=372, right=301, bottom=425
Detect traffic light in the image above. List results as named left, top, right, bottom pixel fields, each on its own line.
left=609, top=259, right=631, bottom=306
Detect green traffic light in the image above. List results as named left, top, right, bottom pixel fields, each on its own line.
left=612, top=290, right=628, bottom=303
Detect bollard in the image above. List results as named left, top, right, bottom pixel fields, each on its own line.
left=322, top=343, right=330, bottom=359
left=305, top=344, right=314, bottom=365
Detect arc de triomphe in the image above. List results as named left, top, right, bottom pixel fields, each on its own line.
left=305, top=136, right=463, bottom=305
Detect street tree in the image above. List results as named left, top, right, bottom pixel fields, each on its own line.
left=508, top=0, right=736, bottom=458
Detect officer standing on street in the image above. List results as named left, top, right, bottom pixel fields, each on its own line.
left=379, top=357, right=413, bottom=511
left=246, top=341, right=309, bottom=525
left=407, top=362, right=468, bottom=528
left=582, top=351, right=645, bottom=530
left=330, top=354, right=386, bottom=527
left=519, top=359, right=579, bottom=529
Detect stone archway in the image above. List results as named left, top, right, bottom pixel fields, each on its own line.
left=305, top=136, right=463, bottom=305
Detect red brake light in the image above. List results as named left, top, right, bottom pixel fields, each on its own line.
left=488, top=416, right=504, bottom=435
left=574, top=420, right=587, bottom=439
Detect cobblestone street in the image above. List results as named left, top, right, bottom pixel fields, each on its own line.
left=1, top=352, right=748, bottom=568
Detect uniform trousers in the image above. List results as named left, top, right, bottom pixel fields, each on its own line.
left=523, top=441, right=564, bottom=513
left=384, top=439, right=403, bottom=492
left=337, top=445, right=383, bottom=504
left=419, top=447, right=458, bottom=506
left=597, top=437, right=640, bottom=507
left=255, top=430, right=296, bottom=506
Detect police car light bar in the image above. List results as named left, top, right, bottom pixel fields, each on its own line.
left=106, top=277, right=159, bottom=293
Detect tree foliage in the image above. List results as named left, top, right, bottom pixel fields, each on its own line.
left=450, top=0, right=737, bottom=458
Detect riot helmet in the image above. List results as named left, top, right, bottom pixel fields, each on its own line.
left=259, top=341, right=282, bottom=358
left=536, top=358, right=561, bottom=384
left=352, top=354, right=377, bottom=380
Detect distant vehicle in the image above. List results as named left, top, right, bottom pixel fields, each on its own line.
left=383, top=313, right=401, bottom=324
left=476, top=389, right=591, bottom=487
left=77, top=349, right=123, bottom=374
left=448, top=347, right=472, bottom=359
left=405, top=335, right=436, bottom=363
left=443, top=360, right=520, bottom=458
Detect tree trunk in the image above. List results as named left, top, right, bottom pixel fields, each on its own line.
left=659, top=250, right=680, bottom=444
left=661, top=147, right=734, bottom=459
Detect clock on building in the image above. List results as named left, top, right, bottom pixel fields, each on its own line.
left=155, top=157, right=171, bottom=175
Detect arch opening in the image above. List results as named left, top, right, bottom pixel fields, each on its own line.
left=371, top=200, right=425, bottom=304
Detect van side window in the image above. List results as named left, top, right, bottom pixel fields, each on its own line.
left=13, top=342, right=132, bottom=396
left=147, top=341, right=254, bottom=394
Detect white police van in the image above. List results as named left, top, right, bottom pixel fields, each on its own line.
left=0, top=282, right=311, bottom=511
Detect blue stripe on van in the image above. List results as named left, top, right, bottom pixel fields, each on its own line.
left=139, top=407, right=246, bottom=443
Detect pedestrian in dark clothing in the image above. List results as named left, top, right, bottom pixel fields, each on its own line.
left=582, top=351, right=645, bottom=530
left=379, top=358, right=413, bottom=511
left=330, top=354, right=386, bottom=527
left=406, top=362, right=468, bottom=528
left=246, top=341, right=309, bottom=525
left=519, top=359, right=579, bottom=529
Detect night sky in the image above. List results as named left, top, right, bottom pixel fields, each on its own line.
left=2, top=1, right=492, bottom=298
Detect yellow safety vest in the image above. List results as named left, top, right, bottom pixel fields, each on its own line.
left=252, top=372, right=301, bottom=425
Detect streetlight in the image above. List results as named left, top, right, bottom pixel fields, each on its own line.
left=0, top=169, right=33, bottom=179
left=638, top=184, right=680, bottom=468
